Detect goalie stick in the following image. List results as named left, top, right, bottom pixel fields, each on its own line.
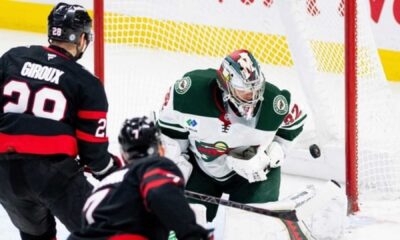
left=249, top=184, right=316, bottom=211
left=184, top=190, right=299, bottom=221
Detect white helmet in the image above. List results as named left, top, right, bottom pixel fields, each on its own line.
left=217, top=49, right=265, bottom=119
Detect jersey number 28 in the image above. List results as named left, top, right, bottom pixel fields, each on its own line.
left=2, top=80, right=67, bottom=121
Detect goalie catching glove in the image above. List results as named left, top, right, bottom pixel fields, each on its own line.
left=226, top=141, right=284, bottom=183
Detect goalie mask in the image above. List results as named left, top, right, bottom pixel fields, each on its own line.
left=217, top=49, right=265, bottom=119
left=118, top=116, right=161, bottom=162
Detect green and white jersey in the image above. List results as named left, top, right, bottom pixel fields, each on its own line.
left=158, top=69, right=306, bottom=181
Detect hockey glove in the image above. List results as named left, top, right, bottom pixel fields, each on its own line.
left=226, top=151, right=270, bottom=183
left=92, top=154, right=125, bottom=181
left=226, top=142, right=284, bottom=183
left=266, top=141, right=285, bottom=168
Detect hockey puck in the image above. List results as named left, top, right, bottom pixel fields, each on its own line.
left=309, top=144, right=321, bottom=158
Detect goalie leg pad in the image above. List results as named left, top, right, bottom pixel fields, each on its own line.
left=296, top=180, right=348, bottom=240
left=247, top=180, right=347, bottom=240
left=190, top=203, right=207, bottom=228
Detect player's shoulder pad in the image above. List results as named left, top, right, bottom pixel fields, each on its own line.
left=138, top=156, right=185, bottom=179
left=263, top=81, right=292, bottom=113
left=173, top=69, right=216, bottom=95
left=76, top=65, right=100, bottom=84
left=172, top=69, right=220, bottom=116
left=256, top=82, right=292, bottom=131
left=2, top=45, right=39, bottom=58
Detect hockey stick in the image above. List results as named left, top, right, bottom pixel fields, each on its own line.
left=249, top=184, right=316, bottom=211
left=184, top=190, right=299, bottom=221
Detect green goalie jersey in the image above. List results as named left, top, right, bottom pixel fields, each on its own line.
left=158, top=69, right=307, bottom=181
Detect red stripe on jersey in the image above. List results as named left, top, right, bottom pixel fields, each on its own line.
left=140, top=178, right=179, bottom=200
left=75, top=130, right=108, bottom=143
left=143, top=168, right=175, bottom=180
left=78, top=110, right=107, bottom=120
left=140, top=168, right=183, bottom=209
left=0, top=133, right=77, bottom=156
left=108, top=234, right=148, bottom=240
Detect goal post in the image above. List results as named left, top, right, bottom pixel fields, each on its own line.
left=345, top=0, right=359, bottom=213
left=92, top=0, right=400, bottom=214
left=93, top=0, right=104, bottom=84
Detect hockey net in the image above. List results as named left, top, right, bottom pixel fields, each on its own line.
left=95, top=0, right=400, bottom=209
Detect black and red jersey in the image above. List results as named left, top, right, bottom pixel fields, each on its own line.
left=68, top=156, right=208, bottom=240
left=0, top=45, right=110, bottom=171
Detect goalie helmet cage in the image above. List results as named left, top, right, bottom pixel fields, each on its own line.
left=92, top=0, right=400, bottom=214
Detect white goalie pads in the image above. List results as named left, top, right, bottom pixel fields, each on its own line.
left=296, top=180, right=348, bottom=240
left=190, top=203, right=208, bottom=228
left=217, top=180, right=347, bottom=240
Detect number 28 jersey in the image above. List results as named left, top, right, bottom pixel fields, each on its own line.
left=0, top=45, right=110, bottom=171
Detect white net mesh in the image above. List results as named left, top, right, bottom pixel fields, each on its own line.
left=354, top=1, right=400, bottom=199
left=102, top=0, right=400, bottom=200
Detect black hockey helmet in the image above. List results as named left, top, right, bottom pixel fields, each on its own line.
left=48, top=2, right=92, bottom=45
left=118, top=116, right=161, bottom=162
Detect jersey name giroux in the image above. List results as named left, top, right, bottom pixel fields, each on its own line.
left=20, top=61, right=64, bottom=84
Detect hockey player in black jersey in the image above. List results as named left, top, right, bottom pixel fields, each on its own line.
left=68, top=116, right=212, bottom=240
left=0, top=3, right=123, bottom=240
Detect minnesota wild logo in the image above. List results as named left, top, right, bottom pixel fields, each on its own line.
left=174, top=76, right=192, bottom=94
left=273, top=95, right=289, bottom=115
left=195, top=141, right=229, bottom=162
